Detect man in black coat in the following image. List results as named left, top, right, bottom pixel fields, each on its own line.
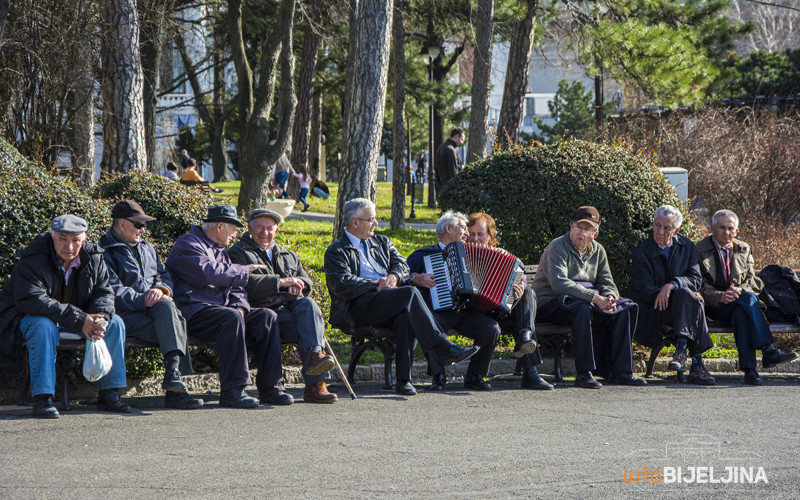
left=629, top=205, right=715, bottom=385
left=0, top=215, right=132, bottom=418
left=324, top=198, right=479, bottom=396
left=434, top=127, right=465, bottom=197
left=228, top=208, right=338, bottom=403
left=99, top=200, right=202, bottom=410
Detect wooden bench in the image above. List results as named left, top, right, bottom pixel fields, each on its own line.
left=180, top=179, right=214, bottom=196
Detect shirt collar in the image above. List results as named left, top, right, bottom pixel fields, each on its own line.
left=656, top=238, right=674, bottom=251
left=344, top=229, right=364, bottom=248
left=712, top=237, right=732, bottom=252
left=437, top=241, right=446, bottom=251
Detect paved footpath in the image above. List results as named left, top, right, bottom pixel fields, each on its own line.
left=1, top=373, right=799, bottom=499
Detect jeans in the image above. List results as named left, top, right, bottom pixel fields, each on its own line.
left=298, top=187, right=309, bottom=206
left=275, top=171, right=290, bottom=198
left=20, top=315, right=128, bottom=397
left=275, top=297, right=329, bottom=385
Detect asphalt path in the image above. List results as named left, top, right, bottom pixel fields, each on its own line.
left=1, top=374, right=799, bottom=499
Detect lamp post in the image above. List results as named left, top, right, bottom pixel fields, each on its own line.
left=424, top=42, right=440, bottom=209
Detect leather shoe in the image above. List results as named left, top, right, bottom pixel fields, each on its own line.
left=744, top=371, right=763, bottom=386
left=668, top=351, right=687, bottom=372
left=438, top=344, right=480, bottom=365
left=97, top=389, right=134, bottom=413
left=304, top=381, right=338, bottom=403
left=395, top=380, right=417, bottom=396
left=305, top=350, right=335, bottom=376
left=688, top=363, right=716, bottom=386
left=762, top=349, right=798, bottom=368
left=260, top=390, right=294, bottom=406
left=165, top=391, right=204, bottom=410
left=464, top=371, right=492, bottom=391
left=574, top=372, right=602, bottom=389
left=32, top=395, right=59, bottom=419
left=608, top=372, right=647, bottom=386
left=512, top=330, right=537, bottom=358
left=161, top=368, right=188, bottom=393
left=521, top=369, right=554, bottom=390
left=428, top=373, right=446, bottom=391
left=219, top=387, right=259, bottom=408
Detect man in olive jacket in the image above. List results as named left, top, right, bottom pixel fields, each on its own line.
left=0, top=215, right=131, bottom=418
left=629, top=205, right=714, bottom=385
left=229, top=208, right=337, bottom=403
left=696, top=209, right=797, bottom=385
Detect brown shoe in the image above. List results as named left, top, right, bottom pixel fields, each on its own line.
left=304, top=381, right=338, bottom=403
left=305, top=350, right=335, bottom=376
left=688, top=362, right=716, bottom=385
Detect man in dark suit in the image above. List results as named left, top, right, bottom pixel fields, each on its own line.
left=228, top=208, right=337, bottom=404
left=324, top=198, right=479, bottom=396
left=696, top=209, right=797, bottom=385
left=629, top=205, right=714, bottom=385
left=434, top=127, right=465, bottom=197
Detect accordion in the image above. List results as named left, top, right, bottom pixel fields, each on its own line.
left=422, top=241, right=525, bottom=315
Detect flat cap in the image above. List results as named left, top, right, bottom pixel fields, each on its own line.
left=203, top=204, right=244, bottom=228
left=51, top=214, right=88, bottom=234
left=248, top=208, right=283, bottom=224
left=111, top=200, right=156, bottom=223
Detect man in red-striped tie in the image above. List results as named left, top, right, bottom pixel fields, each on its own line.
left=696, top=209, right=798, bottom=385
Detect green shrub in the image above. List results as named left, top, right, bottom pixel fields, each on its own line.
left=93, top=170, right=213, bottom=257
left=437, top=139, right=699, bottom=292
left=0, top=139, right=110, bottom=288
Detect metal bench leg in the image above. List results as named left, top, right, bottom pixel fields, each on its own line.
left=554, top=335, right=567, bottom=382
left=347, top=339, right=371, bottom=386
left=18, top=355, right=31, bottom=406
left=644, top=341, right=667, bottom=378
left=56, top=350, right=77, bottom=411
left=514, top=358, right=523, bottom=376
left=379, top=340, right=395, bottom=390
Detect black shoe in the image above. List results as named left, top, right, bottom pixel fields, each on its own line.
left=396, top=380, right=417, bottom=396
left=165, top=391, right=204, bottom=409
left=521, top=369, right=554, bottom=390
left=762, top=350, right=798, bottom=368
left=219, top=387, right=259, bottom=408
left=32, top=395, right=59, bottom=419
left=438, top=344, right=480, bottom=366
left=744, top=371, right=763, bottom=386
left=668, top=351, right=687, bottom=372
left=464, top=371, right=492, bottom=391
left=687, top=363, right=717, bottom=386
left=260, top=390, right=294, bottom=406
left=574, top=372, right=602, bottom=389
left=428, top=373, right=446, bottom=391
left=608, top=372, right=648, bottom=387
left=97, top=389, right=134, bottom=413
left=512, top=330, right=537, bottom=358
left=162, top=368, right=188, bottom=393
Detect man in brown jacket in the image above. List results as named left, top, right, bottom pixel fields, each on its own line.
left=696, top=209, right=797, bottom=385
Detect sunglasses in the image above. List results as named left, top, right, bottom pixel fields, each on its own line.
left=128, top=220, right=146, bottom=229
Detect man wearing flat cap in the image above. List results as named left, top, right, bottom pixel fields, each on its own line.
left=229, top=209, right=338, bottom=403
left=0, top=215, right=132, bottom=418
left=166, top=205, right=290, bottom=408
left=533, top=206, right=645, bottom=389
left=100, top=200, right=203, bottom=409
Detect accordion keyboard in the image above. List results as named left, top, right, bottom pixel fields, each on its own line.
left=423, top=252, right=454, bottom=311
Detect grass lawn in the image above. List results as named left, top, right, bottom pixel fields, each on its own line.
left=211, top=180, right=441, bottom=223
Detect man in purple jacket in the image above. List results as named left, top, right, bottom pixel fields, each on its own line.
left=166, top=205, right=290, bottom=408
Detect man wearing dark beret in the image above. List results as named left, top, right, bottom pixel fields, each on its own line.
left=0, top=215, right=132, bottom=418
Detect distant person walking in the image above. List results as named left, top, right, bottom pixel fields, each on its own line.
left=415, top=152, right=427, bottom=184
left=270, top=154, right=293, bottom=199
left=291, top=170, right=313, bottom=212
left=435, top=128, right=465, bottom=197
left=180, top=150, right=191, bottom=170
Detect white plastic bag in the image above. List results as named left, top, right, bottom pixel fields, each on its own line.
left=83, top=339, right=113, bottom=382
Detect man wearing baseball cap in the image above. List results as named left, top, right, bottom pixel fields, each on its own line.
left=166, top=205, right=290, bottom=408
left=532, top=206, right=645, bottom=389
left=99, top=200, right=203, bottom=410
left=229, top=208, right=338, bottom=403
left=0, top=214, right=132, bottom=417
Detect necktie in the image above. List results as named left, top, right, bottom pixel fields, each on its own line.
left=361, top=239, right=385, bottom=275
left=723, top=248, right=731, bottom=283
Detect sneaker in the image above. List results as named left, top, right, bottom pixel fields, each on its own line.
left=303, top=381, right=338, bottom=403
left=688, top=363, right=716, bottom=386
left=668, top=351, right=687, bottom=371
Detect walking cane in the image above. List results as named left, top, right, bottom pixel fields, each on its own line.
left=325, top=339, right=357, bottom=400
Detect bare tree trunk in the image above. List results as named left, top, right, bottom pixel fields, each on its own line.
left=594, top=71, right=603, bottom=139
left=230, top=0, right=296, bottom=212
left=210, top=40, right=230, bottom=182
left=496, top=0, right=537, bottom=147
left=290, top=0, right=321, bottom=176
left=309, top=92, right=322, bottom=179
left=0, top=0, right=10, bottom=52
left=333, top=0, right=393, bottom=239
left=67, top=56, right=95, bottom=188
left=466, top=0, right=494, bottom=164
left=390, top=0, right=405, bottom=229
left=101, top=0, right=147, bottom=174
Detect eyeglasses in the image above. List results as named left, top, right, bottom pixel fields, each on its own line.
left=573, top=226, right=596, bottom=235
left=128, top=220, right=145, bottom=229
left=357, top=217, right=378, bottom=224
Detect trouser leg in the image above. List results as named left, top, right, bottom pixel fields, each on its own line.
left=245, top=307, right=285, bottom=393
left=98, top=315, right=127, bottom=390
left=448, top=310, right=499, bottom=377
left=20, top=316, right=59, bottom=397
left=538, top=299, right=596, bottom=373
left=278, top=299, right=330, bottom=385
left=592, top=308, right=634, bottom=376
left=124, top=301, right=193, bottom=374
left=188, top=306, right=250, bottom=391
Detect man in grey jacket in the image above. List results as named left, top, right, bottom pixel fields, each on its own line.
left=228, top=208, right=337, bottom=403
left=100, top=200, right=203, bottom=410
left=533, top=206, right=645, bottom=389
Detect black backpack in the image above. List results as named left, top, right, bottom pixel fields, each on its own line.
left=758, top=265, right=800, bottom=323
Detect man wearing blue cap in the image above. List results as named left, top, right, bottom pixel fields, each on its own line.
left=166, top=205, right=290, bottom=408
left=0, top=214, right=132, bottom=418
